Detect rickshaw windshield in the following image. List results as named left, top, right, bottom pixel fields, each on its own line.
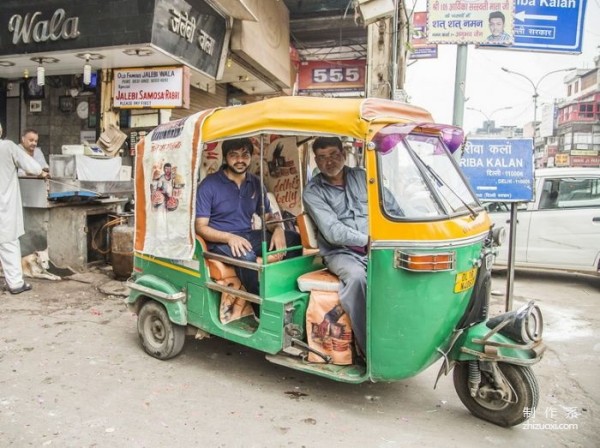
left=377, top=132, right=478, bottom=219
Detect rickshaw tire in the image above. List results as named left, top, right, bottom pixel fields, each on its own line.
left=137, top=300, right=185, bottom=360
left=453, top=362, right=539, bottom=427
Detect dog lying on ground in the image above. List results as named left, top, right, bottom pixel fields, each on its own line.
left=21, top=250, right=61, bottom=281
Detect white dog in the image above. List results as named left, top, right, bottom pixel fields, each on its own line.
left=21, top=250, right=61, bottom=281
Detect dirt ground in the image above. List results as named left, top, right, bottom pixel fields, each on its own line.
left=0, top=267, right=598, bottom=447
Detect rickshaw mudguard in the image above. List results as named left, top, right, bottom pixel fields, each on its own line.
left=450, top=321, right=545, bottom=366
left=126, top=274, right=187, bottom=326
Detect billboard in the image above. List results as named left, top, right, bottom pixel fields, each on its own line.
left=427, top=0, right=515, bottom=45
left=410, top=12, right=438, bottom=59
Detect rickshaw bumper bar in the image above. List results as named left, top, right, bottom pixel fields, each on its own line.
left=459, top=340, right=546, bottom=366
left=127, top=281, right=186, bottom=302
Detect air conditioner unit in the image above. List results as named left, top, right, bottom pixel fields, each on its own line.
left=356, top=0, right=396, bottom=26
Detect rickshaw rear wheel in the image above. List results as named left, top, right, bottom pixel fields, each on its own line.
left=453, top=361, right=539, bottom=427
left=137, top=300, right=185, bottom=360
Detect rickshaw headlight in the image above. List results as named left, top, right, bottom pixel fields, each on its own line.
left=486, top=301, right=543, bottom=344
left=492, top=226, right=506, bottom=246
left=524, top=304, right=543, bottom=342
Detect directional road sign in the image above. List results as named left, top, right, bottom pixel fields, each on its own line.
left=512, top=0, right=588, bottom=53
left=460, top=139, right=535, bottom=202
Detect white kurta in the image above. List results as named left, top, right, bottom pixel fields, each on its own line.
left=0, top=140, right=43, bottom=244
left=17, top=146, right=48, bottom=176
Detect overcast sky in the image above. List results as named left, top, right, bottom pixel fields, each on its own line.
left=404, top=0, right=600, bottom=133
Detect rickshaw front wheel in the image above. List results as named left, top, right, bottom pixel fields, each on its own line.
left=453, top=361, right=539, bottom=427
left=137, top=301, right=185, bottom=360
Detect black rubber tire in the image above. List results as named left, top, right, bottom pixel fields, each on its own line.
left=453, top=362, right=539, bottom=427
left=137, top=301, right=185, bottom=360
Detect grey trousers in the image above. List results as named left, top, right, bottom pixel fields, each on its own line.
left=324, top=251, right=367, bottom=353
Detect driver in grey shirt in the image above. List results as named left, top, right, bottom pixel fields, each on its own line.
left=303, top=136, right=402, bottom=355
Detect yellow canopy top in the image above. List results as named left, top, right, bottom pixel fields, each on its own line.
left=200, top=96, right=434, bottom=142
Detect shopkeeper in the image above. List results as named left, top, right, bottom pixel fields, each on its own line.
left=18, top=128, right=49, bottom=177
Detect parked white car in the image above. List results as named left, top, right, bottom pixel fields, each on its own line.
left=485, top=167, right=600, bottom=275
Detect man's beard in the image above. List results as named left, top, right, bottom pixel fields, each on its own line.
left=226, top=162, right=249, bottom=175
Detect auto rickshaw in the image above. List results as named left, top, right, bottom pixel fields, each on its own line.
left=126, top=97, right=545, bottom=427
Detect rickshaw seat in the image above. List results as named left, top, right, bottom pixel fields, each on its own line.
left=297, top=213, right=320, bottom=255
left=195, top=235, right=237, bottom=280
left=195, top=235, right=277, bottom=281
left=297, top=269, right=340, bottom=292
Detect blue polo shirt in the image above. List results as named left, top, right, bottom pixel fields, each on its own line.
left=195, top=169, right=271, bottom=233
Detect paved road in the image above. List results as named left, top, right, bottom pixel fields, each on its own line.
left=0, top=269, right=598, bottom=447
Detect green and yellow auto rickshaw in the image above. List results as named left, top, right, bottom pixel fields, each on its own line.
left=126, top=96, right=545, bottom=427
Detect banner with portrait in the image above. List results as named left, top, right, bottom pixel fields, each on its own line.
left=427, top=0, right=515, bottom=46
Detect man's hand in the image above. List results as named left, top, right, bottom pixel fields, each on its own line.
left=227, top=234, right=253, bottom=257
left=268, top=227, right=286, bottom=261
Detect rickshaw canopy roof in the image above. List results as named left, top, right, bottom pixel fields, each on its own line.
left=200, top=97, right=435, bottom=142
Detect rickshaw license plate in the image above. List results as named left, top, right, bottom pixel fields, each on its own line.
left=454, top=268, right=477, bottom=293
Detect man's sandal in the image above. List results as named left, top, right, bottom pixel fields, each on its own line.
left=8, top=283, right=32, bottom=294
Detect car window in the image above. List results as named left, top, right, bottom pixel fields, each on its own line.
left=484, top=202, right=510, bottom=213
left=540, top=177, right=600, bottom=210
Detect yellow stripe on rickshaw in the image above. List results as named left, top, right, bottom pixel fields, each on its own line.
left=135, top=253, right=201, bottom=278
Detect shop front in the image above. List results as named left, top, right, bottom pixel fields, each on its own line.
left=0, top=0, right=293, bottom=271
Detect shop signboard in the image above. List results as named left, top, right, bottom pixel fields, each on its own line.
left=426, top=0, right=515, bottom=45
left=0, top=0, right=154, bottom=56
left=571, top=155, right=600, bottom=167
left=152, top=0, right=227, bottom=78
left=554, top=152, right=570, bottom=166
left=113, top=67, right=187, bottom=109
left=297, top=59, right=366, bottom=95
left=460, top=138, right=534, bottom=202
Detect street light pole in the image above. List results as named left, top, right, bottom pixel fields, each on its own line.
left=499, top=66, right=576, bottom=311
left=467, top=106, right=513, bottom=132
left=501, top=67, right=576, bottom=130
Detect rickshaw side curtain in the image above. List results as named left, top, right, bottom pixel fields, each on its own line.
left=134, top=109, right=216, bottom=259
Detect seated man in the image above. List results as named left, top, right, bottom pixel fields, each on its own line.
left=303, top=137, right=402, bottom=355
left=18, top=128, right=49, bottom=177
left=195, top=138, right=301, bottom=296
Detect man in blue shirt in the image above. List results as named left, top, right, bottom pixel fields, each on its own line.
left=195, top=138, right=301, bottom=295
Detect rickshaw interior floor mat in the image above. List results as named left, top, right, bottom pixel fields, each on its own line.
left=265, top=354, right=367, bottom=383
left=224, top=314, right=259, bottom=332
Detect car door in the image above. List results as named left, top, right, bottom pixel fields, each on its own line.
left=526, top=174, right=600, bottom=272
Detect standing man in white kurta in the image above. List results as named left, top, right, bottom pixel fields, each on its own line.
left=0, top=124, right=48, bottom=294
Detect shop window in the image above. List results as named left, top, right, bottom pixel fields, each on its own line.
left=573, top=133, right=592, bottom=144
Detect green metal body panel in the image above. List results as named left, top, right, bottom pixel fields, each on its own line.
left=126, top=274, right=188, bottom=326
left=129, top=247, right=323, bottom=355
left=367, top=242, right=484, bottom=381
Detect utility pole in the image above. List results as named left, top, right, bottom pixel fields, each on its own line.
left=366, top=0, right=406, bottom=100
left=367, top=18, right=393, bottom=99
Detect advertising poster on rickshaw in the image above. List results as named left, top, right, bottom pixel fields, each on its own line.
left=135, top=111, right=211, bottom=259
left=427, top=0, right=515, bottom=45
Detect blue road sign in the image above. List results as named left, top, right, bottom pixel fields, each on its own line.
left=512, top=0, right=588, bottom=53
left=460, top=139, right=535, bottom=202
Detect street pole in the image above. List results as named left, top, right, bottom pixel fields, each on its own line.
left=452, top=44, right=468, bottom=127
left=500, top=66, right=576, bottom=310
left=467, top=106, right=512, bottom=133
